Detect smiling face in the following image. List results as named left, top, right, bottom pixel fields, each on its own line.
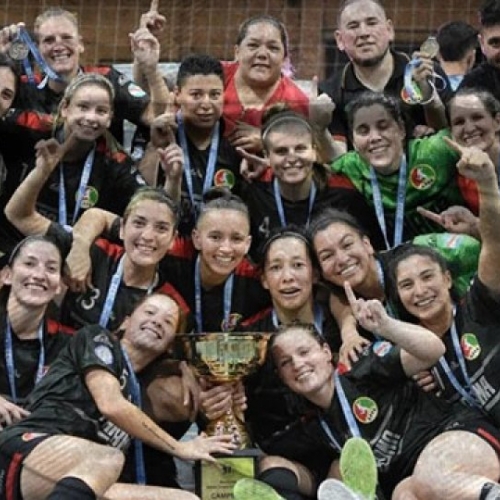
left=273, top=327, right=333, bottom=404
left=352, top=104, right=405, bottom=174
left=0, top=66, right=16, bottom=118
left=313, top=222, right=375, bottom=290
left=120, top=199, right=177, bottom=269
left=60, top=83, right=113, bottom=142
left=265, top=124, right=316, bottom=187
left=5, top=240, right=62, bottom=309
left=235, top=21, right=285, bottom=88
left=37, top=15, right=84, bottom=79
left=192, top=209, right=251, bottom=283
left=124, top=294, right=180, bottom=356
left=176, top=74, right=224, bottom=130
left=449, top=94, right=500, bottom=154
left=262, top=237, right=315, bottom=315
left=395, top=254, right=453, bottom=327
left=335, top=0, right=394, bottom=67
left=480, top=24, right=500, bottom=69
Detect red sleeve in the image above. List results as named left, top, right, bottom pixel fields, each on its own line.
left=458, top=176, right=479, bottom=215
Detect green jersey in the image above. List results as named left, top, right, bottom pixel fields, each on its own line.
left=331, top=130, right=466, bottom=243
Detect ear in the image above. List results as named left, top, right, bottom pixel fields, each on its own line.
left=192, top=228, right=202, bottom=251
left=3, top=267, right=12, bottom=287
left=386, top=19, right=395, bottom=43
left=234, top=44, right=240, bottom=61
left=444, top=270, right=453, bottom=291
left=261, top=272, right=269, bottom=290
left=119, top=219, right=125, bottom=241
left=361, top=235, right=375, bottom=257
left=322, top=342, right=333, bottom=363
left=493, top=113, right=500, bottom=134
left=167, top=230, right=178, bottom=251
left=77, top=36, right=85, bottom=55
left=243, top=234, right=252, bottom=256
left=120, top=315, right=130, bottom=331
left=334, top=29, right=345, bottom=52
left=60, top=100, right=69, bottom=120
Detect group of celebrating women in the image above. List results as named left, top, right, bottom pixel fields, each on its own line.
left=0, top=0, right=498, bottom=499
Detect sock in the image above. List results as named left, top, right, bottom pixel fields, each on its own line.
left=480, top=482, right=500, bottom=500
left=258, top=467, right=307, bottom=500
left=46, top=477, right=97, bottom=500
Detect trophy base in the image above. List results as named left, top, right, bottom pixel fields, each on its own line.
left=195, top=448, right=263, bottom=500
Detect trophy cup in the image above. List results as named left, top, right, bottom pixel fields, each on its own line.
left=180, top=332, right=271, bottom=500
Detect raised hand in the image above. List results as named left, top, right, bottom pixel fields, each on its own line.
left=150, top=108, right=177, bottom=148
left=236, top=147, right=268, bottom=182
left=139, top=0, right=167, bottom=37
left=157, top=143, right=183, bottom=180
left=417, top=205, right=479, bottom=237
left=34, top=133, right=77, bottom=176
left=444, top=136, right=496, bottom=182
left=308, top=76, right=335, bottom=130
left=344, top=282, right=389, bottom=337
left=228, top=121, right=263, bottom=153
left=0, top=23, right=23, bottom=54
left=130, top=27, right=160, bottom=73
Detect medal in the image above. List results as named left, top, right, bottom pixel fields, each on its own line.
left=8, top=39, right=30, bottom=61
left=420, top=36, right=439, bottom=59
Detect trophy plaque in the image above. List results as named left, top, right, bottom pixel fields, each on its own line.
left=180, top=332, right=270, bottom=500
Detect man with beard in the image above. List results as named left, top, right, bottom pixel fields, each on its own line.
left=460, top=1, right=500, bottom=99
left=320, top=0, right=452, bottom=152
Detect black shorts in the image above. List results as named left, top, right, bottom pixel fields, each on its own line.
left=380, top=408, right=500, bottom=497
left=0, top=432, right=51, bottom=500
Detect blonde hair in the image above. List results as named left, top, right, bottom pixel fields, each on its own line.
left=123, top=187, right=178, bottom=227
left=34, top=8, right=80, bottom=39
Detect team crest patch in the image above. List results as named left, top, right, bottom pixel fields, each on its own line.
left=79, top=186, right=99, bottom=209
left=95, top=345, right=114, bottom=365
left=128, top=83, right=147, bottom=98
left=461, top=333, right=481, bottom=361
left=352, top=397, right=378, bottom=424
left=93, top=333, right=113, bottom=347
left=372, top=340, right=392, bottom=357
left=409, top=164, right=436, bottom=190
left=221, top=313, right=242, bottom=332
left=214, top=169, right=235, bottom=189
left=22, top=432, right=48, bottom=441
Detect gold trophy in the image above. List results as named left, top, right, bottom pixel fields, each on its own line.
left=180, top=332, right=271, bottom=500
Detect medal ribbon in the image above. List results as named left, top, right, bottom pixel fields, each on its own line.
left=271, top=303, right=324, bottom=335
left=5, top=319, right=45, bottom=403
left=273, top=177, right=317, bottom=227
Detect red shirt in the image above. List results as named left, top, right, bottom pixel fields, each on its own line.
left=222, top=61, right=309, bottom=136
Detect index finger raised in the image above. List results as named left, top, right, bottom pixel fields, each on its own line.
left=150, top=0, right=159, bottom=12
left=416, top=206, right=443, bottom=225
left=443, top=136, right=465, bottom=156
left=310, top=75, right=318, bottom=99
left=343, top=281, right=357, bottom=309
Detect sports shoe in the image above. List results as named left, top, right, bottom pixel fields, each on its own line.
left=317, top=478, right=361, bottom=500
left=340, top=437, right=378, bottom=500
left=233, top=478, right=285, bottom=500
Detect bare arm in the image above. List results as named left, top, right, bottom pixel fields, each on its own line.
left=85, top=367, right=234, bottom=462
left=345, top=283, right=445, bottom=376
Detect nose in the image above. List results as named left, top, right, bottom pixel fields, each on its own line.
left=140, top=224, right=155, bottom=240
left=413, top=279, right=426, bottom=297
left=281, top=264, right=295, bottom=282
left=218, top=238, right=233, bottom=253
left=367, top=128, right=382, bottom=143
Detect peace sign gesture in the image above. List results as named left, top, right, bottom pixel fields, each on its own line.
left=344, top=282, right=390, bottom=337
left=444, top=136, right=496, bottom=183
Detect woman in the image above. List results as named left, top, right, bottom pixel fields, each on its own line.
left=388, top=137, right=500, bottom=423
left=162, top=188, right=271, bottom=332
left=330, top=92, right=468, bottom=249
left=235, top=227, right=340, bottom=500
left=272, top=300, right=500, bottom=499
left=223, top=15, right=338, bottom=162
left=0, top=293, right=235, bottom=500
left=238, top=104, right=385, bottom=258
left=0, top=235, right=73, bottom=428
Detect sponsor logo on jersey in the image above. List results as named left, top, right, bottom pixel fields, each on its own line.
left=353, top=396, right=378, bottom=424
left=128, top=83, right=147, bottom=98
left=22, top=432, right=48, bottom=442
left=214, top=169, right=235, bottom=189
left=409, top=164, right=436, bottom=190
left=221, top=313, right=242, bottom=332
left=79, top=186, right=99, bottom=209
left=372, top=340, right=392, bottom=357
left=461, top=333, right=481, bottom=361
left=95, top=345, right=114, bottom=365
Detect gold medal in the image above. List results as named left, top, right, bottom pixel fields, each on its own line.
left=420, top=36, right=439, bottom=59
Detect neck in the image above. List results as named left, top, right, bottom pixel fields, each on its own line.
left=278, top=175, right=313, bottom=202
left=487, top=141, right=500, bottom=167
left=234, top=68, right=280, bottom=107
left=353, top=51, right=394, bottom=92
left=421, top=300, right=454, bottom=337
left=61, top=135, right=94, bottom=163
left=355, top=259, right=385, bottom=300
left=274, top=300, right=314, bottom=325
left=122, top=255, right=156, bottom=289
left=438, top=59, right=468, bottom=77
left=199, top=258, right=231, bottom=289
left=312, top=368, right=335, bottom=409
left=120, top=338, right=157, bottom=374
left=184, top=121, right=214, bottom=149
left=7, top=297, right=46, bottom=339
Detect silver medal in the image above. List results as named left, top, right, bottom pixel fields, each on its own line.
left=420, top=36, right=439, bottom=59
left=8, top=39, right=30, bottom=61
